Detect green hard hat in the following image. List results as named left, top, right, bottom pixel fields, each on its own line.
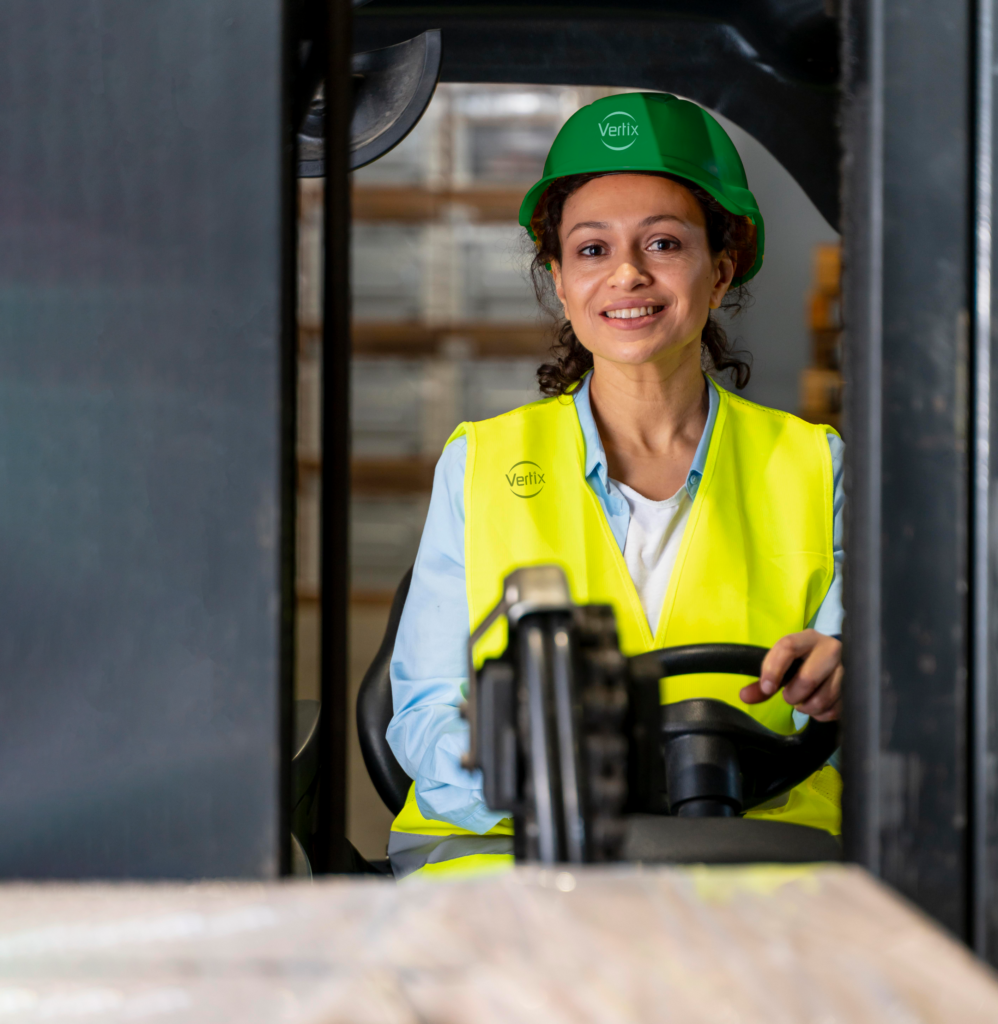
left=519, top=92, right=765, bottom=285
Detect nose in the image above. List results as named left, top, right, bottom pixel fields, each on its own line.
left=606, top=261, right=651, bottom=289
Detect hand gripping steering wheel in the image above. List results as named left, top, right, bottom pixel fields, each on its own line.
left=627, top=643, right=839, bottom=818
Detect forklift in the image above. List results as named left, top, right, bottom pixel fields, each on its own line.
left=1, top=0, right=994, bottom=968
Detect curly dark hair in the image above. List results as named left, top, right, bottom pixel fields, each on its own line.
left=529, top=172, right=755, bottom=397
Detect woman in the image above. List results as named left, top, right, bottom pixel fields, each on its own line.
left=385, top=93, right=844, bottom=880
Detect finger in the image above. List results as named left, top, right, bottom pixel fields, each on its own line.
left=795, top=682, right=835, bottom=717
left=794, top=665, right=844, bottom=717
left=740, top=682, right=762, bottom=703
left=739, top=679, right=768, bottom=704
left=739, top=655, right=805, bottom=704
left=741, top=632, right=815, bottom=704
left=742, top=632, right=839, bottom=706
left=810, top=699, right=842, bottom=723
left=782, top=637, right=842, bottom=706
left=758, top=632, right=817, bottom=697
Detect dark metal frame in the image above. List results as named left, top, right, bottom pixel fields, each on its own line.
left=840, top=0, right=996, bottom=954
left=327, top=0, right=998, bottom=960
left=840, top=0, right=885, bottom=885
left=972, top=0, right=998, bottom=960
left=279, top=0, right=305, bottom=880
left=0, top=1, right=297, bottom=879
left=317, top=0, right=356, bottom=874
left=354, top=6, right=841, bottom=228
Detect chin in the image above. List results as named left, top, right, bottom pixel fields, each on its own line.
left=592, top=334, right=684, bottom=367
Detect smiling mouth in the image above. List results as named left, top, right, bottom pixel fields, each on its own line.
left=602, top=305, right=664, bottom=319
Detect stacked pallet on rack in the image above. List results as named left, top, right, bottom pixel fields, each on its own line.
left=346, top=83, right=611, bottom=601
left=296, top=84, right=617, bottom=857
left=798, top=242, right=843, bottom=431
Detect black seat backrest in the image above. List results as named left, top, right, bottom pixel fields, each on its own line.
left=356, top=567, right=413, bottom=816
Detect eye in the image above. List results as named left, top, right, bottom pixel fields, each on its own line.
left=650, top=238, right=680, bottom=252
left=579, top=244, right=606, bottom=257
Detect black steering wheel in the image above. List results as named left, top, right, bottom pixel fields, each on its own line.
left=626, top=643, right=839, bottom=818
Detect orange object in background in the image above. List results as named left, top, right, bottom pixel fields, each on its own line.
left=799, top=242, right=843, bottom=432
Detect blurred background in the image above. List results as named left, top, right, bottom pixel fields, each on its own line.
left=295, top=83, right=842, bottom=860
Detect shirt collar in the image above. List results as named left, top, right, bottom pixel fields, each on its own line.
left=572, top=371, right=719, bottom=500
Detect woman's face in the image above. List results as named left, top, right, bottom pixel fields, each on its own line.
left=551, top=174, right=735, bottom=372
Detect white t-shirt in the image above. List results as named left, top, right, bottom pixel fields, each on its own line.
left=610, top=478, right=693, bottom=632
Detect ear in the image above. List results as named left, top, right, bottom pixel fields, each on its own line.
left=708, top=251, right=736, bottom=310
left=550, top=260, right=570, bottom=320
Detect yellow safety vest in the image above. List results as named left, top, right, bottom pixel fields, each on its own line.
left=389, top=381, right=842, bottom=880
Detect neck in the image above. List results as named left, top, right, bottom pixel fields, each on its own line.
left=587, top=342, right=709, bottom=500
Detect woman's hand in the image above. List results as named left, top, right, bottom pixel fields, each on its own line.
left=738, top=629, right=842, bottom=722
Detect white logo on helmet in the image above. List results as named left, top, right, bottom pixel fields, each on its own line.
left=599, top=111, right=639, bottom=151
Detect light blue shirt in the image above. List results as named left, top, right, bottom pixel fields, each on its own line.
left=387, top=375, right=845, bottom=834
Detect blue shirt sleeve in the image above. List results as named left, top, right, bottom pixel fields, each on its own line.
left=795, top=432, right=844, bottom=741
left=386, top=435, right=507, bottom=835
left=810, top=432, right=845, bottom=636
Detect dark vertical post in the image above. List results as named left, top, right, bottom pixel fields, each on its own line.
left=318, top=0, right=353, bottom=872
left=0, top=1, right=293, bottom=877
left=841, top=0, right=885, bottom=879
left=972, top=0, right=998, bottom=961
left=280, top=0, right=302, bottom=879
left=842, top=0, right=972, bottom=937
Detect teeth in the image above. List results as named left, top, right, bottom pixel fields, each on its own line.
left=605, top=306, right=662, bottom=319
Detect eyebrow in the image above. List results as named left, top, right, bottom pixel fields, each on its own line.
left=566, top=213, right=687, bottom=237
left=566, top=220, right=608, bottom=237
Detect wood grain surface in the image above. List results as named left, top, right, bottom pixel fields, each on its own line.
left=0, top=864, right=995, bottom=1023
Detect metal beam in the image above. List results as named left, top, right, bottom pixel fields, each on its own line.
left=842, top=0, right=972, bottom=940
left=354, top=11, right=841, bottom=229
left=840, top=0, right=885, bottom=884
left=972, top=0, right=998, bottom=961
left=0, top=1, right=295, bottom=877
left=317, top=0, right=355, bottom=873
